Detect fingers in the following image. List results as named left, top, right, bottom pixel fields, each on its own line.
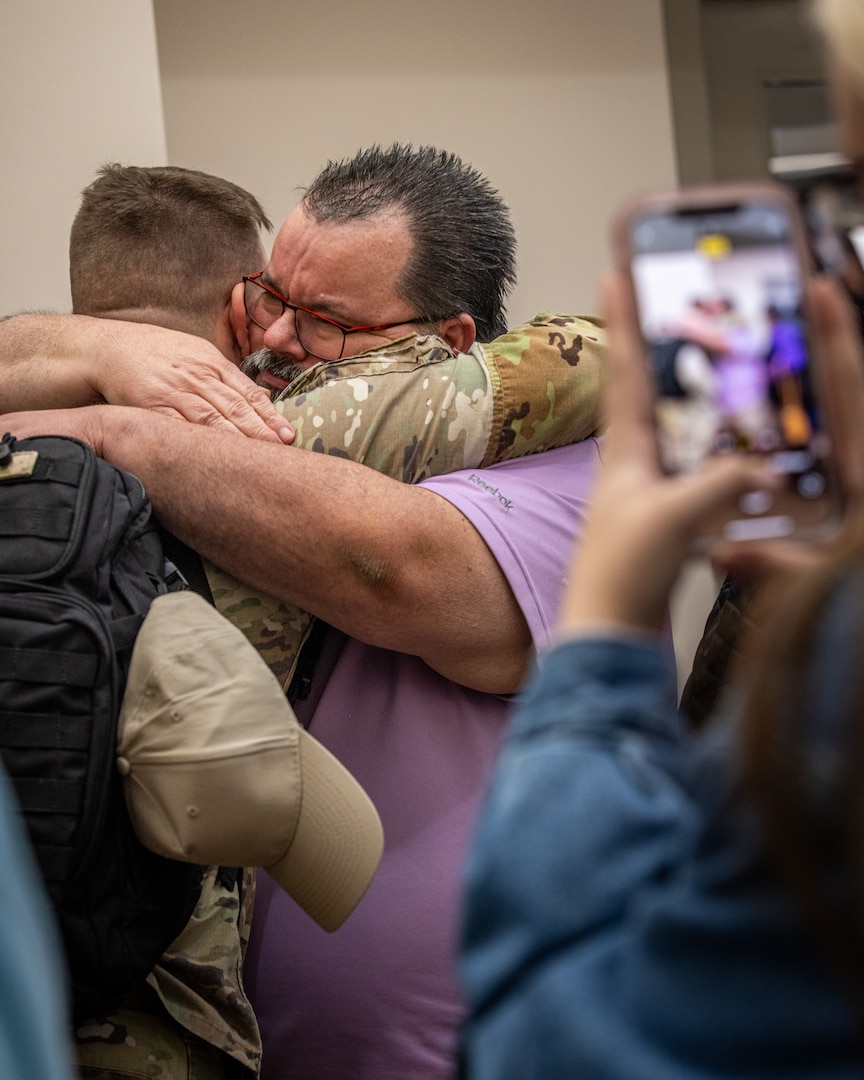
left=164, top=377, right=294, bottom=444
left=146, top=371, right=295, bottom=443
left=670, top=455, right=777, bottom=533
left=92, top=323, right=296, bottom=444
left=218, top=368, right=296, bottom=444
left=600, top=273, right=663, bottom=467
left=809, top=277, right=864, bottom=502
left=561, top=433, right=773, bottom=636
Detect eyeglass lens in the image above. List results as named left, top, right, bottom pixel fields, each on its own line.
left=245, top=279, right=346, bottom=360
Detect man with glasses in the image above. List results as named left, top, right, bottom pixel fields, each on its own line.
left=0, top=143, right=603, bottom=1080
left=242, top=268, right=456, bottom=376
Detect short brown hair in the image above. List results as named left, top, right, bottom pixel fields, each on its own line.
left=70, top=164, right=272, bottom=336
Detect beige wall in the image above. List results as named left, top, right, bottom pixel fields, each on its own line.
left=3, top=0, right=680, bottom=323
left=700, top=0, right=827, bottom=182
left=152, top=0, right=678, bottom=323
left=0, top=0, right=827, bottom=691
left=1, top=0, right=167, bottom=314
left=663, top=0, right=715, bottom=184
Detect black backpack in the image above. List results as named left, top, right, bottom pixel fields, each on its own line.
left=0, top=431, right=208, bottom=1018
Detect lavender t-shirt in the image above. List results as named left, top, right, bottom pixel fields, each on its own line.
left=244, top=440, right=602, bottom=1080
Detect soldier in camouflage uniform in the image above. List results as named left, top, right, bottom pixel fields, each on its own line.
left=68, top=165, right=272, bottom=1080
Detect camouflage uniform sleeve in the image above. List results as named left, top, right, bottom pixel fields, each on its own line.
left=275, top=314, right=607, bottom=475
left=204, top=559, right=315, bottom=693
left=275, top=332, right=492, bottom=481
left=479, top=312, right=607, bottom=465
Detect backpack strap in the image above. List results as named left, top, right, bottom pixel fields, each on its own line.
left=155, top=523, right=214, bottom=605
left=287, top=620, right=348, bottom=729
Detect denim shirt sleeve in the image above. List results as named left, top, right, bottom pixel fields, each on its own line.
left=460, top=636, right=698, bottom=1069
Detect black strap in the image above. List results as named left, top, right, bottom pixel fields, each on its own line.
left=0, top=713, right=89, bottom=750
left=32, top=845, right=74, bottom=884
left=0, top=646, right=99, bottom=688
left=31, top=457, right=84, bottom=486
left=288, top=620, right=347, bottom=729
left=0, top=507, right=74, bottom=540
left=13, top=776, right=82, bottom=814
left=155, top=523, right=214, bottom=605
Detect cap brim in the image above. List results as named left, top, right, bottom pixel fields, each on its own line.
left=264, top=729, right=383, bottom=932
left=119, top=590, right=383, bottom=933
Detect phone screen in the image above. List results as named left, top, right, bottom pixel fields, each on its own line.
left=623, top=187, right=840, bottom=543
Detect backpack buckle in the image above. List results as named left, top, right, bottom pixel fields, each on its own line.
left=0, top=450, right=39, bottom=481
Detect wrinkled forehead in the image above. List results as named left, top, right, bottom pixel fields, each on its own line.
left=265, top=205, right=414, bottom=319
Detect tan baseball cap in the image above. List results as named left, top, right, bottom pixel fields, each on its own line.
left=116, top=590, right=383, bottom=932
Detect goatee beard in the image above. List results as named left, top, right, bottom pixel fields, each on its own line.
left=241, top=348, right=305, bottom=398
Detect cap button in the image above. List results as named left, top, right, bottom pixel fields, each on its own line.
left=116, top=756, right=131, bottom=776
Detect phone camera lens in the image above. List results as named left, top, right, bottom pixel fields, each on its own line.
left=797, top=471, right=826, bottom=499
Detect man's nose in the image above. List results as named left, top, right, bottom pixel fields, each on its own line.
left=262, top=309, right=309, bottom=362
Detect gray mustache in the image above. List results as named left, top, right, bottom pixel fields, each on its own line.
left=241, top=349, right=304, bottom=390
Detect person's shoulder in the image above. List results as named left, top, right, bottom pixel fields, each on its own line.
left=425, top=440, right=601, bottom=483
left=487, top=438, right=603, bottom=475
left=418, top=441, right=601, bottom=516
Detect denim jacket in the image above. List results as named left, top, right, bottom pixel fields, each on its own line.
left=460, top=629, right=861, bottom=1079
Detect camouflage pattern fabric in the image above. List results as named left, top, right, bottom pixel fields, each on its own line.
left=75, top=867, right=260, bottom=1079
left=206, top=313, right=606, bottom=690
left=77, top=1011, right=228, bottom=1080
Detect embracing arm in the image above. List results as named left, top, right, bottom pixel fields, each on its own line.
left=0, top=313, right=292, bottom=443
left=0, top=314, right=108, bottom=410
left=0, top=405, right=530, bottom=692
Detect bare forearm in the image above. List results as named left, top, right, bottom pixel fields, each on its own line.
left=44, top=406, right=529, bottom=690
left=0, top=313, right=104, bottom=410
left=0, top=313, right=293, bottom=443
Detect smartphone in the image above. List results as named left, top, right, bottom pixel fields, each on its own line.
left=612, top=181, right=843, bottom=547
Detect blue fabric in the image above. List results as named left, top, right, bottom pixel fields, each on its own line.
left=0, top=763, right=73, bottom=1079
left=460, top=635, right=860, bottom=1079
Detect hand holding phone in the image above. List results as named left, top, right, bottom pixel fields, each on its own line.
left=611, top=182, right=843, bottom=548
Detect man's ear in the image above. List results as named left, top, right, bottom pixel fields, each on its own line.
left=437, top=313, right=476, bottom=353
left=214, top=300, right=244, bottom=365
left=230, top=281, right=252, bottom=358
